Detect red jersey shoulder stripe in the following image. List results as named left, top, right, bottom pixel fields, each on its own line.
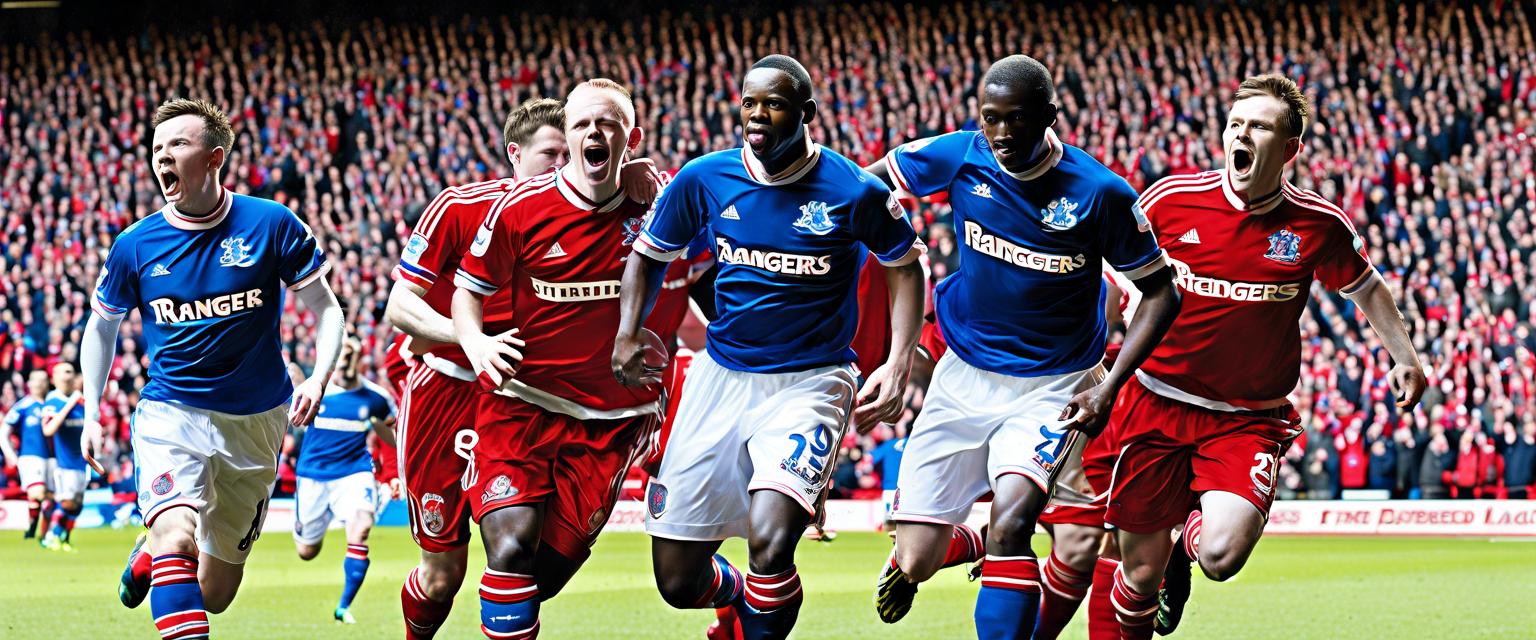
left=417, top=179, right=513, bottom=238
left=1136, top=172, right=1221, bottom=211
left=478, top=174, right=560, bottom=233
left=1281, top=183, right=1359, bottom=235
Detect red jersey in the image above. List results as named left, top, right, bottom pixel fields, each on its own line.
left=1135, top=170, right=1371, bottom=410
left=391, top=178, right=519, bottom=368
left=454, top=170, right=661, bottom=413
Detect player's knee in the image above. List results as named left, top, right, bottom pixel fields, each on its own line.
left=655, top=571, right=707, bottom=610
left=894, top=542, right=943, bottom=583
left=988, top=512, right=1038, bottom=555
left=296, top=544, right=321, bottom=561
left=1054, top=530, right=1102, bottom=570
left=484, top=535, right=537, bottom=573
left=746, top=529, right=799, bottom=576
left=203, top=590, right=236, bottom=615
left=60, top=499, right=80, bottom=512
left=419, top=563, right=466, bottom=602
left=1196, top=537, right=1249, bottom=582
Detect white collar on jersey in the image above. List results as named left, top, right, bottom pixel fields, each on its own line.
left=555, top=165, right=628, bottom=213
left=163, top=186, right=233, bottom=231
left=1220, top=167, right=1286, bottom=215
left=995, top=128, right=1064, bottom=182
left=741, top=126, right=822, bottom=186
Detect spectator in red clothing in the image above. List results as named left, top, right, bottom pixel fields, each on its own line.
left=1336, top=420, right=1370, bottom=490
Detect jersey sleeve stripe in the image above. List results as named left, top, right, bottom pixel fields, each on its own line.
left=884, top=152, right=915, bottom=194
left=395, top=260, right=438, bottom=281
left=418, top=182, right=510, bottom=238
left=1135, top=173, right=1220, bottom=210
left=876, top=241, right=923, bottom=267
left=635, top=235, right=686, bottom=262
left=287, top=261, right=333, bottom=290
left=91, top=296, right=128, bottom=321
left=1119, top=249, right=1169, bottom=281
left=391, top=264, right=434, bottom=289
left=453, top=268, right=498, bottom=296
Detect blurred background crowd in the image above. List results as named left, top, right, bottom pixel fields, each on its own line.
left=2, top=0, right=1535, bottom=503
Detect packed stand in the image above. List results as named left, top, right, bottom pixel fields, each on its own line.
left=1, top=0, right=1533, bottom=502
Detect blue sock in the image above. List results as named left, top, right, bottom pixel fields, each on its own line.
left=150, top=553, right=209, bottom=639
left=340, top=544, right=370, bottom=609
left=479, top=569, right=539, bottom=639
left=699, top=554, right=744, bottom=609
left=974, top=557, right=1043, bottom=640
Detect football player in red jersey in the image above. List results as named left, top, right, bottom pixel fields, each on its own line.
left=451, top=79, right=669, bottom=640
left=1099, top=75, right=1427, bottom=639
left=384, top=97, right=662, bottom=640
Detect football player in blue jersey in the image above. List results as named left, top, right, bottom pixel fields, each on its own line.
left=78, top=98, right=346, bottom=640
left=4, top=370, right=53, bottom=540
left=614, top=54, right=926, bottom=640
left=41, top=362, right=88, bottom=551
left=292, top=337, right=397, bottom=624
left=861, top=55, right=1182, bottom=639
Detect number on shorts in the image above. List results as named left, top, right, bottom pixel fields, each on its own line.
left=237, top=498, right=265, bottom=552
left=787, top=425, right=832, bottom=472
left=1249, top=453, right=1277, bottom=497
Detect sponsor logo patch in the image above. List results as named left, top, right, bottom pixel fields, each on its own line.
left=403, top=234, right=429, bottom=262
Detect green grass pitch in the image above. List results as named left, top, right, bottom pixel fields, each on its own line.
left=4, top=527, right=1535, bottom=638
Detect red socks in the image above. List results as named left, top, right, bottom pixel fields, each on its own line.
left=401, top=567, right=454, bottom=640
left=743, top=567, right=803, bottom=612
left=1086, top=558, right=1120, bottom=640
left=1110, top=565, right=1159, bottom=640
left=1035, top=552, right=1094, bottom=640
left=1182, top=510, right=1203, bottom=562
left=941, top=523, right=986, bottom=568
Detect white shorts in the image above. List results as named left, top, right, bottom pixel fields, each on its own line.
left=293, top=471, right=379, bottom=546
left=645, top=350, right=857, bottom=541
left=133, top=399, right=288, bottom=564
left=18, top=455, right=53, bottom=492
left=52, top=467, right=89, bottom=502
left=892, top=352, right=1094, bottom=525
left=882, top=489, right=898, bottom=521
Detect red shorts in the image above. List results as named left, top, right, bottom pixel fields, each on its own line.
left=1040, top=421, right=1119, bottom=529
left=384, top=334, right=412, bottom=402
left=398, top=363, right=480, bottom=553
left=470, top=394, right=657, bottom=562
left=1105, top=377, right=1300, bottom=534
left=917, top=321, right=946, bottom=363
left=640, top=351, right=694, bottom=476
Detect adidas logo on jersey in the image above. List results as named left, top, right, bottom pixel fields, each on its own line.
left=971, top=183, right=993, bottom=199
left=544, top=242, right=567, bottom=259
left=1179, top=229, right=1201, bottom=244
left=720, top=205, right=741, bottom=220
left=150, top=264, right=172, bottom=277
left=148, top=289, right=264, bottom=324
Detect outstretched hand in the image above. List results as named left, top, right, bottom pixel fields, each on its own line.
left=1059, top=382, right=1120, bottom=438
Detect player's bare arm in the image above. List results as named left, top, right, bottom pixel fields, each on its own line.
left=853, top=258, right=924, bottom=432
left=1342, top=270, right=1427, bottom=408
left=385, top=280, right=459, bottom=347
left=1062, top=266, right=1181, bottom=437
left=290, top=277, right=347, bottom=427
left=450, top=286, right=523, bottom=387
left=79, top=311, right=120, bottom=474
left=370, top=414, right=399, bottom=450
left=619, top=157, right=663, bottom=203
left=612, top=251, right=669, bottom=387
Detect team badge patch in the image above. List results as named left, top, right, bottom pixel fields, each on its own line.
left=151, top=472, right=175, bottom=496
left=1039, top=197, right=1081, bottom=231
left=482, top=475, right=518, bottom=503
left=403, top=234, right=429, bottom=263
left=793, top=201, right=837, bottom=236
left=421, top=493, right=445, bottom=535
left=622, top=217, right=645, bottom=245
left=886, top=194, right=906, bottom=220
left=1263, top=228, right=1302, bottom=264
left=647, top=482, right=668, bottom=518
left=219, top=237, right=257, bottom=267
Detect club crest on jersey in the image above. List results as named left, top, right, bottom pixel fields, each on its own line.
left=357, top=406, right=370, bottom=419
left=971, top=183, right=993, bottom=199
left=1264, top=228, right=1302, bottom=264
left=482, top=475, right=518, bottom=503
left=1039, top=197, right=1081, bottom=231
left=151, top=472, right=174, bottom=496
left=647, top=482, right=668, bottom=518
left=219, top=237, right=257, bottom=267
left=621, top=217, right=645, bottom=246
left=403, top=234, right=429, bottom=262
left=793, top=201, right=837, bottom=236
left=420, top=493, right=446, bottom=535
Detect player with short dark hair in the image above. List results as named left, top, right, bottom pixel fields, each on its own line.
left=6, top=370, right=54, bottom=540
left=862, top=54, right=1182, bottom=640
left=1098, top=73, right=1426, bottom=639
left=88, top=97, right=346, bottom=640
left=291, top=337, right=397, bottom=624
left=40, top=362, right=86, bottom=551
left=614, top=54, right=926, bottom=640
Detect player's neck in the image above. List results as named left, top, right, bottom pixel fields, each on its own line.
left=568, top=167, right=622, bottom=205
left=758, top=128, right=810, bottom=177
left=166, top=184, right=229, bottom=230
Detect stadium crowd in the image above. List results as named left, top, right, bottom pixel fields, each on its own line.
left=3, top=0, right=1536, bottom=506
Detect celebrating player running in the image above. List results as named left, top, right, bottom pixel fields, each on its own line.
left=614, top=54, right=926, bottom=640
left=1098, top=74, right=1427, bottom=639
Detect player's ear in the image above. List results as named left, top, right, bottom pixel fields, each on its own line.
left=505, top=142, right=519, bottom=167
left=627, top=126, right=644, bottom=152
left=1043, top=102, right=1059, bottom=128
left=208, top=146, right=226, bottom=174
left=801, top=99, right=818, bottom=125
left=1284, top=137, right=1301, bottom=164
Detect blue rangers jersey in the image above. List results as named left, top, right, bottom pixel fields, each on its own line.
left=884, top=129, right=1165, bottom=377
left=93, top=190, right=330, bottom=415
left=296, top=379, right=394, bottom=481
left=636, top=132, right=921, bottom=373
left=43, top=391, right=87, bottom=471
left=6, top=396, right=51, bottom=458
